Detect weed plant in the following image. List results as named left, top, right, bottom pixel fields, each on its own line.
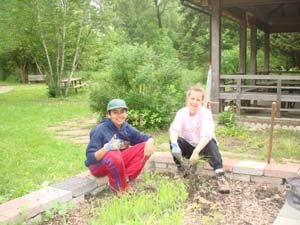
left=93, top=173, right=188, bottom=225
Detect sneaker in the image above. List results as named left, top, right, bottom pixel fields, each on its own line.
left=216, top=172, right=230, bottom=194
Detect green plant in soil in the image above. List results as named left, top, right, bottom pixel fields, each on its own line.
left=92, top=173, right=188, bottom=225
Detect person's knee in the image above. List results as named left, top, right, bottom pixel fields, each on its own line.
left=107, top=152, right=124, bottom=165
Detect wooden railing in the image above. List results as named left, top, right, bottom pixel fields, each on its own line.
left=220, top=74, right=300, bottom=117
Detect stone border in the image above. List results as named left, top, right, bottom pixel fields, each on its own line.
left=1, top=152, right=299, bottom=224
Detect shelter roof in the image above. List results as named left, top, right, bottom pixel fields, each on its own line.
left=183, top=0, right=300, bottom=33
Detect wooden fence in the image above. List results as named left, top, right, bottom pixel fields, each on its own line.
left=220, top=74, right=300, bottom=117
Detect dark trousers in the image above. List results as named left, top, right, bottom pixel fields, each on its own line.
left=170, top=137, right=223, bottom=170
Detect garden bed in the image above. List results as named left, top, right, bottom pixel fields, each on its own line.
left=38, top=173, right=285, bottom=225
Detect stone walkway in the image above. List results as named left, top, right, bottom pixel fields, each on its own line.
left=46, top=114, right=97, bottom=145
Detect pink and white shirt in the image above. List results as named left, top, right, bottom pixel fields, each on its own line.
left=169, top=106, right=216, bottom=147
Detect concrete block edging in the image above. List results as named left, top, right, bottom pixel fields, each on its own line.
left=0, top=151, right=299, bottom=225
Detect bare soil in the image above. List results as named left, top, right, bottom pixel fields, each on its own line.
left=37, top=173, right=285, bottom=225
left=183, top=174, right=285, bottom=225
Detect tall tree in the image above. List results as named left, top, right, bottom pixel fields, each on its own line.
left=271, top=33, right=300, bottom=69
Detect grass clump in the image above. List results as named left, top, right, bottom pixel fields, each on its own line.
left=93, top=173, right=188, bottom=225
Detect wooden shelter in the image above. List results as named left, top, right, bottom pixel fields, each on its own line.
left=181, top=0, right=300, bottom=117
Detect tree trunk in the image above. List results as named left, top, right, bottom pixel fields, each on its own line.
left=154, top=0, right=162, bottom=28
left=36, top=1, right=57, bottom=95
left=65, top=20, right=83, bottom=96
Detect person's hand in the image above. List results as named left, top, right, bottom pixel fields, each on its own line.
left=144, top=138, right=155, bottom=157
left=171, top=143, right=182, bottom=161
left=189, top=149, right=200, bottom=165
left=104, top=135, right=122, bottom=152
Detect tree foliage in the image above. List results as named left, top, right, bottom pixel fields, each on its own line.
left=89, top=40, right=185, bottom=129
left=271, top=33, right=300, bottom=69
left=0, top=0, right=299, bottom=102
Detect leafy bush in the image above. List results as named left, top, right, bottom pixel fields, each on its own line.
left=218, top=111, right=236, bottom=127
left=89, top=42, right=185, bottom=129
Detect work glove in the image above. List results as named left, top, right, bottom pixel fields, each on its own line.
left=104, top=135, right=122, bottom=151
left=171, top=143, right=182, bottom=161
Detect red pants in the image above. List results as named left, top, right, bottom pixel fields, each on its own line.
left=89, top=142, right=149, bottom=192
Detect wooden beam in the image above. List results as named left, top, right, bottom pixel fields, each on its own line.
left=270, top=16, right=300, bottom=32
left=270, top=24, right=300, bottom=32
left=271, top=16, right=300, bottom=25
left=222, top=0, right=300, bottom=7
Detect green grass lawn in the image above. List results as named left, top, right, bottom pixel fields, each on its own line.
left=216, top=124, right=300, bottom=163
left=0, top=84, right=91, bottom=203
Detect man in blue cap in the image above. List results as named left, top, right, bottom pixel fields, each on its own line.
left=85, top=99, right=155, bottom=196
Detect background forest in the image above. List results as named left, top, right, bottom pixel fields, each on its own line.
left=1, top=0, right=300, bottom=128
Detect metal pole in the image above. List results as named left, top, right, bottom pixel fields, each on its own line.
left=267, top=102, right=277, bottom=164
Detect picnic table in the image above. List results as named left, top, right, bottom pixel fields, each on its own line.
left=60, top=77, right=86, bottom=93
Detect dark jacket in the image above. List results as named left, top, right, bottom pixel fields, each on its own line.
left=85, top=117, right=150, bottom=166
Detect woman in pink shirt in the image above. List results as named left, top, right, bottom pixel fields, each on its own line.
left=169, top=84, right=229, bottom=193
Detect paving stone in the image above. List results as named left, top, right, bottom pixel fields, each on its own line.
left=273, top=216, right=300, bottom=225
left=52, top=176, right=97, bottom=197
left=250, top=175, right=283, bottom=185
left=142, top=155, right=154, bottom=171
left=158, top=143, right=169, bottom=150
left=277, top=201, right=300, bottom=220
left=94, top=176, right=109, bottom=186
left=76, top=170, right=109, bottom=186
left=23, top=186, right=72, bottom=211
left=233, top=160, right=267, bottom=176
left=0, top=215, right=7, bottom=224
left=155, top=167, right=175, bottom=174
left=155, top=162, right=167, bottom=169
left=153, top=152, right=174, bottom=164
left=225, top=172, right=251, bottom=182
left=90, top=185, right=108, bottom=196
left=27, top=214, right=43, bottom=225
left=167, top=164, right=178, bottom=172
left=0, top=197, right=42, bottom=224
left=222, top=158, right=240, bottom=172
left=264, top=163, right=300, bottom=178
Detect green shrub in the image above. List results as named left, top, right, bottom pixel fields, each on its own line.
left=218, top=111, right=236, bottom=127
left=89, top=42, right=185, bottom=129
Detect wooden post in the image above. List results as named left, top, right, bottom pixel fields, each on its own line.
left=239, top=11, right=247, bottom=75
left=267, top=102, right=277, bottom=164
left=236, top=78, right=241, bottom=115
left=264, top=32, right=270, bottom=74
left=210, top=0, right=221, bottom=114
left=276, top=79, right=282, bottom=118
